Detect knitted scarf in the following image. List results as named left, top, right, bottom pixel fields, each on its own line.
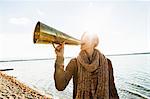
left=76, top=49, right=109, bottom=99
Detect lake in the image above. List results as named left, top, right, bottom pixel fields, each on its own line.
left=0, top=54, right=150, bottom=99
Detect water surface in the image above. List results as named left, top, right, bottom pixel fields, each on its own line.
left=0, top=54, right=150, bottom=99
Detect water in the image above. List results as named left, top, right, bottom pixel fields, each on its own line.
left=0, top=54, right=150, bottom=99
left=109, top=54, right=150, bottom=99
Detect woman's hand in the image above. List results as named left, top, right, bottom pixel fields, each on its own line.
left=55, top=42, right=65, bottom=57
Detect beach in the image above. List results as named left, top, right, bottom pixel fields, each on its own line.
left=0, top=71, right=52, bottom=99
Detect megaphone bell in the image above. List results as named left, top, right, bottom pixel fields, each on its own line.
left=33, top=21, right=80, bottom=45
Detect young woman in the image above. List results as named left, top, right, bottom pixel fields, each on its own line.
left=54, top=33, right=119, bottom=99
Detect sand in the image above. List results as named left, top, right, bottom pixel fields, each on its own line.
left=0, top=71, right=52, bottom=99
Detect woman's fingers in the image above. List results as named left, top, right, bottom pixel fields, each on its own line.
left=55, top=42, right=65, bottom=52
left=55, top=42, right=65, bottom=56
left=61, top=42, right=65, bottom=47
left=55, top=44, right=61, bottom=51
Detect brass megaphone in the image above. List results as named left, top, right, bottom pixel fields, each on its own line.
left=33, top=21, right=80, bottom=45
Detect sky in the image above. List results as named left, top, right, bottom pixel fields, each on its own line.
left=0, top=0, right=150, bottom=60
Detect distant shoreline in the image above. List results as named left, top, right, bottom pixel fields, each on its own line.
left=0, top=52, right=150, bottom=62
left=106, top=52, right=150, bottom=56
left=0, top=57, right=72, bottom=62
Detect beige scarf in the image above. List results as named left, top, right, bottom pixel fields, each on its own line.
left=76, top=49, right=109, bottom=99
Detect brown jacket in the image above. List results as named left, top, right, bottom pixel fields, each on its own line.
left=54, top=56, right=119, bottom=99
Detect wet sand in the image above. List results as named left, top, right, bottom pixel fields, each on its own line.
left=0, top=71, right=52, bottom=99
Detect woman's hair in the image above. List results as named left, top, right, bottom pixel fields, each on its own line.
left=81, top=32, right=99, bottom=48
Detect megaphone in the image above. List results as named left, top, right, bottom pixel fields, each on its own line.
left=33, top=21, right=80, bottom=46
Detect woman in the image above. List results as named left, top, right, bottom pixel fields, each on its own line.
left=54, top=33, right=119, bottom=99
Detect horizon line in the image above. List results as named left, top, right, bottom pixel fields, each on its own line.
left=0, top=52, right=150, bottom=62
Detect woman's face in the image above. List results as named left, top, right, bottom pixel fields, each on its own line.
left=80, top=32, right=98, bottom=53
left=80, top=41, right=91, bottom=51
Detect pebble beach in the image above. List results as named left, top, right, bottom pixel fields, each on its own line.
left=0, top=71, right=52, bottom=99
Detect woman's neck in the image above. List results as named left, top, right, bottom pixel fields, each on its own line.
left=85, top=48, right=94, bottom=57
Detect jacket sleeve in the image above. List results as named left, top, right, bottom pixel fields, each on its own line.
left=107, top=58, right=119, bottom=99
left=54, top=56, right=75, bottom=91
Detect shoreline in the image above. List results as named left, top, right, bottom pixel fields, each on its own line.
left=0, top=71, right=52, bottom=99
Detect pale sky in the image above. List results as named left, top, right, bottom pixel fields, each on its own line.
left=0, top=0, right=150, bottom=60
